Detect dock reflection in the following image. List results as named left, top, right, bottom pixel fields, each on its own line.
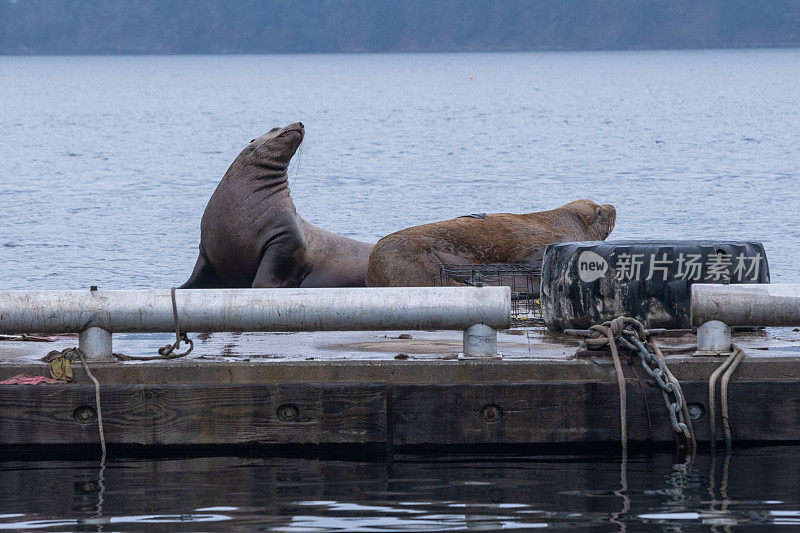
left=1, top=447, right=799, bottom=530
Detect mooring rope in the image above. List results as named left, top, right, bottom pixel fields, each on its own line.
left=708, top=343, right=746, bottom=450
left=76, top=348, right=106, bottom=461
left=606, top=327, right=629, bottom=453
left=580, top=317, right=644, bottom=453
left=67, top=347, right=108, bottom=529
left=569, top=316, right=694, bottom=455
left=114, top=287, right=194, bottom=361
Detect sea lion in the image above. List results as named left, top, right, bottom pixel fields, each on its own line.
left=366, top=199, right=616, bottom=288
left=180, top=122, right=373, bottom=289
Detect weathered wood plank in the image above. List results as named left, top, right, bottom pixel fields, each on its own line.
left=1, top=379, right=799, bottom=446
left=391, top=381, right=800, bottom=445
left=0, top=383, right=386, bottom=445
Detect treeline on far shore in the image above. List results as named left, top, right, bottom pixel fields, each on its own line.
left=2, top=0, right=800, bottom=54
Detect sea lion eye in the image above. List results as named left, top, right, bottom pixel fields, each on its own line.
left=269, top=127, right=280, bottom=133
left=598, top=209, right=603, bottom=217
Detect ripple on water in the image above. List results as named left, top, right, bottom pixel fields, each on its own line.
left=1, top=449, right=800, bottom=530
left=0, top=50, right=798, bottom=289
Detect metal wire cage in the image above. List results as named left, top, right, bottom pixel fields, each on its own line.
left=435, top=263, right=542, bottom=324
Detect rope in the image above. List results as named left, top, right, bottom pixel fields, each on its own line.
left=721, top=345, right=746, bottom=448
left=76, top=348, right=106, bottom=461
left=114, top=287, right=194, bottom=361
left=570, top=316, right=694, bottom=454
left=605, top=327, right=628, bottom=454
left=709, top=343, right=746, bottom=450
left=71, top=345, right=108, bottom=527
left=580, top=317, right=645, bottom=454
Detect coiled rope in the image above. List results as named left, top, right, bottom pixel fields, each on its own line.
left=114, top=287, right=194, bottom=361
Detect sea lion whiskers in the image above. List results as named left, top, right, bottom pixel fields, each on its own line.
left=293, top=142, right=304, bottom=182
left=586, top=201, right=617, bottom=239
left=555, top=199, right=616, bottom=240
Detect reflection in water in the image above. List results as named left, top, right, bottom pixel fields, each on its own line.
left=2, top=447, right=800, bottom=530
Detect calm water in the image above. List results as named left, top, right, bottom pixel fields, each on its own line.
left=1, top=50, right=799, bottom=289
left=2, top=50, right=800, bottom=529
left=1, top=449, right=800, bottom=531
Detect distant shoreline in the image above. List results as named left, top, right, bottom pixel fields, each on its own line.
left=3, top=45, right=800, bottom=57
left=3, top=0, right=799, bottom=57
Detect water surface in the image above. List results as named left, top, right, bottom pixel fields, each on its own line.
left=1, top=50, right=799, bottom=530
left=1, top=448, right=799, bottom=530
left=1, top=50, right=798, bottom=288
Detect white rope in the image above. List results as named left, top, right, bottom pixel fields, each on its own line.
left=77, top=349, right=107, bottom=461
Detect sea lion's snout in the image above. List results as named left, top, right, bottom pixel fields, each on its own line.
left=563, top=199, right=616, bottom=240
left=279, top=122, right=305, bottom=142
left=247, top=122, right=306, bottom=167
left=598, top=203, right=616, bottom=238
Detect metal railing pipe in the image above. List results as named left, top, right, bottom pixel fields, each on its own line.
left=0, top=287, right=511, bottom=359
left=0, top=287, right=510, bottom=333
left=691, top=284, right=800, bottom=328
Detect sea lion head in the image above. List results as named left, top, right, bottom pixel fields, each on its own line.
left=248, top=121, right=305, bottom=167
left=563, top=199, right=616, bottom=239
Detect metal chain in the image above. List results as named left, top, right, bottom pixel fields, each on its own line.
left=568, top=316, right=694, bottom=452
left=618, top=334, right=691, bottom=441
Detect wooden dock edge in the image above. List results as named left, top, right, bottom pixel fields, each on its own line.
left=1, top=357, right=799, bottom=447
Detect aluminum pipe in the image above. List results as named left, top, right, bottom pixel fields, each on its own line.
left=691, top=283, right=800, bottom=328
left=0, top=287, right=510, bottom=334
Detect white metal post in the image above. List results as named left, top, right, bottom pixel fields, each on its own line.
left=695, top=320, right=732, bottom=355
left=462, top=324, right=499, bottom=358
left=78, top=326, right=114, bottom=360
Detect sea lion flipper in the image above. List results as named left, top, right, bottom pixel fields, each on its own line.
left=179, top=253, right=224, bottom=289
left=251, top=234, right=309, bottom=288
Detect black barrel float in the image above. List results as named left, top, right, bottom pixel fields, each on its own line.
left=540, top=240, right=770, bottom=330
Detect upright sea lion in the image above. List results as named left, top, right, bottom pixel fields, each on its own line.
left=367, top=199, right=616, bottom=288
left=180, top=122, right=373, bottom=289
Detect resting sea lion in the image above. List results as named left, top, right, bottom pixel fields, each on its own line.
left=180, top=122, right=373, bottom=289
left=367, top=199, right=616, bottom=288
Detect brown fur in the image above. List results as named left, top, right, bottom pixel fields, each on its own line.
left=366, top=199, right=616, bottom=287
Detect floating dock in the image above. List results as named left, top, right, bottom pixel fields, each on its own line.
left=2, top=326, right=799, bottom=449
